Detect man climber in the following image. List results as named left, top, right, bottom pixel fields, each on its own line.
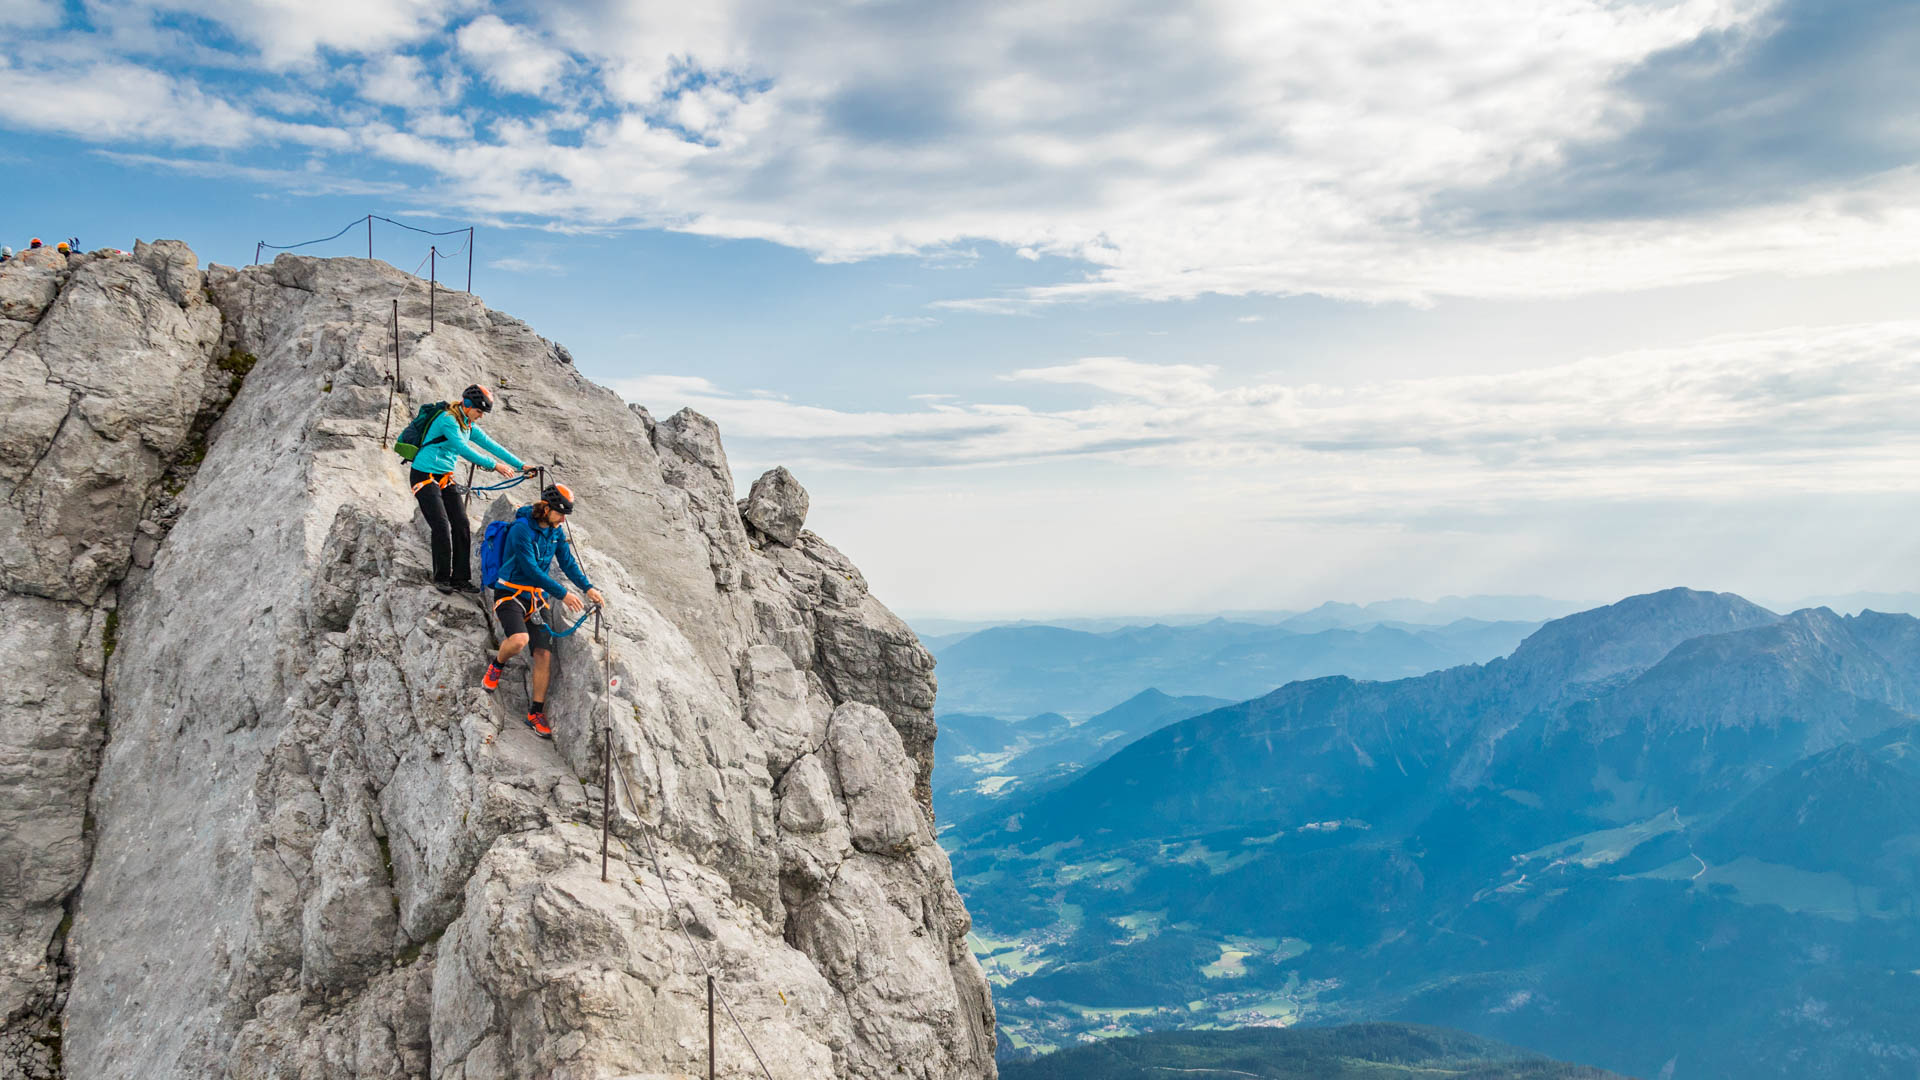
left=410, top=384, right=526, bottom=594
left=482, top=483, right=605, bottom=738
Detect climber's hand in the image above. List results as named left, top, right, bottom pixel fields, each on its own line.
left=562, top=592, right=586, bottom=613
left=493, top=462, right=517, bottom=478
left=586, top=588, right=605, bottom=607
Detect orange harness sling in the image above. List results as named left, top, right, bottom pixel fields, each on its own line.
left=492, top=581, right=548, bottom=618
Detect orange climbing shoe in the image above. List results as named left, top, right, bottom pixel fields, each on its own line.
left=524, top=711, right=553, bottom=739
left=482, top=660, right=504, bottom=693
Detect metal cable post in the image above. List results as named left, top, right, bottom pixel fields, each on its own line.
left=708, top=974, right=717, bottom=1080
left=429, top=247, right=437, bottom=332
left=366, top=214, right=373, bottom=259
left=601, top=721, right=612, bottom=883
left=601, top=656, right=619, bottom=883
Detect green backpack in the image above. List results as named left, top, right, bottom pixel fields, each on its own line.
left=393, top=402, right=450, bottom=462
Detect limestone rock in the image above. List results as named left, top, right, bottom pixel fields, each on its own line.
left=12, top=247, right=66, bottom=272
left=0, top=242, right=229, bottom=1078
left=743, top=466, right=810, bottom=546
left=0, top=264, right=58, bottom=322
left=0, top=245, right=223, bottom=602
left=134, top=239, right=204, bottom=308
left=6, top=250, right=996, bottom=1079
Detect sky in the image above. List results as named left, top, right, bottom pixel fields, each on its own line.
left=3, top=0, right=1919, bottom=619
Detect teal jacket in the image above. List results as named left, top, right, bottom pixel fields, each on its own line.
left=412, top=408, right=523, bottom=476
left=499, top=505, right=592, bottom=599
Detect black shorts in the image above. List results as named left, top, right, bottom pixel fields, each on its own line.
left=493, top=590, right=553, bottom=652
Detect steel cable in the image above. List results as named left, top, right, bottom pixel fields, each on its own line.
left=599, top=644, right=778, bottom=1080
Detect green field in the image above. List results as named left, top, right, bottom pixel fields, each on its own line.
left=1631, top=855, right=1888, bottom=921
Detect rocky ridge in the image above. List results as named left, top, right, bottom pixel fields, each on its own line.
left=0, top=245, right=994, bottom=1079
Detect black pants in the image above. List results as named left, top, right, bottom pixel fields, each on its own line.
left=411, top=469, right=470, bottom=584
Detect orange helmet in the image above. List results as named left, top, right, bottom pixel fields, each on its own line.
left=541, top=483, right=574, bottom=514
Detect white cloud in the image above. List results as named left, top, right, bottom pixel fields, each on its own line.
left=0, top=0, right=59, bottom=29
left=0, top=57, right=262, bottom=146
left=9, top=1, right=1920, bottom=307
left=95, top=150, right=405, bottom=197
left=614, top=320, right=1920, bottom=514
left=407, top=111, right=473, bottom=140
left=455, top=14, right=568, bottom=97
left=360, top=53, right=459, bottom=109
left=1004, top=357, right=1219, bottom=403
left=486, top=252, right=563, bottom=274
left=855, top=315, right=940, bottom=333
left=108, top=0, right=459, bottom=66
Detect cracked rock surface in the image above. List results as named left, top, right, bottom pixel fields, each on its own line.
left=0, top=242, right=227, bottom=1080
left=8, top=248, right=992, bottom=1079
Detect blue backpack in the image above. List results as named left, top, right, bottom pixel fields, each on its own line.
left=479, top=519, right=514, bottom=589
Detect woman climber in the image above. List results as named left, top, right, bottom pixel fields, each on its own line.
left=482, top=483, right=605, bottom=739
left=409, top=384, right=527, bottom=593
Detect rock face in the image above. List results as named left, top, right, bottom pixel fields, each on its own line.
left=742, top=467, right=810, bottom=546
left=0, top=247, right=993, bottom=1078
left=0, top=241, right=227, bottom=1080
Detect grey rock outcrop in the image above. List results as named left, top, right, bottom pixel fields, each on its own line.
left=0, top=247, right=991, bottom=1078
left=742, top=467, right=810, bottom=546
left=0, top=243, right=228, bottom=1080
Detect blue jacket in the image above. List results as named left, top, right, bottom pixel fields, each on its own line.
left=412, top=407, right=524, bottom=476
left=498, top=505, right=592, bottom=599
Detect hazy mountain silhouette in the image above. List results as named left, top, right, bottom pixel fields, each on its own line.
left=934, top=689, right=1229, bottom=822
left=934, top=616, right=1543, bottom=716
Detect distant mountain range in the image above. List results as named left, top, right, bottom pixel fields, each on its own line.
left=949, top=588, right=1920, bottom=1078
left=999, top=1024, right=1629, bottom=1080
left=1774, top=591, right=1920, bottom=617
left=931, top=616, right=1546, bottom=717
left=909, top=595, right=1575, bottom=639
left=935, top=689, right=1231, bottom=822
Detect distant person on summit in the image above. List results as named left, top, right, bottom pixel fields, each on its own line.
left=404, top=384, right=527, bottom=594
left=482, top=483, right=604, bottom=739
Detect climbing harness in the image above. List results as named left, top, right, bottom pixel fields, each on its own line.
left=411, top=472, right=454, bottom=494
left=491, top=581, right=549, bottom=618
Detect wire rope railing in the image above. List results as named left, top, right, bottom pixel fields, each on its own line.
left=255, top=213, right=475, bottom=293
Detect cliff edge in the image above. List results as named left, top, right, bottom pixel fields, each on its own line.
left=0, top=245, right=995, bottom=1079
